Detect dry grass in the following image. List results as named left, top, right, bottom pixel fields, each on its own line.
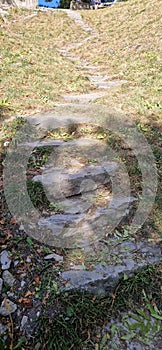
left=73, top=0, right=162, bottom=125
left=1, top=2, right=161, bottom=123
left=0, top=8, right=90, bottom=119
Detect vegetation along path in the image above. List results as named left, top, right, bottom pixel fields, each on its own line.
left=0, top=1, right=161, bottom=349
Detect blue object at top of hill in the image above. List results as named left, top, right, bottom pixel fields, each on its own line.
left=38, top=0, right=60, bottom=8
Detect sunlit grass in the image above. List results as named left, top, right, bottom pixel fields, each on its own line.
left=0, top=9, right=90, bottom=118
left=74, top=0, right=162, bottom=124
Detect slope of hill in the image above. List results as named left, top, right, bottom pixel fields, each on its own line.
left=0, top=1, right=161, bottom=123
left=72, top=0, right=162, bottom=124
left=0, top=8, right=90, bottom=119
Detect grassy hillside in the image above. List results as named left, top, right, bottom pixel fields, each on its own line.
left=0, top=8, right=90, bottom=119
left=0, top=2, right=161, bottom=123
left=77, top=0, right=162, bottom=124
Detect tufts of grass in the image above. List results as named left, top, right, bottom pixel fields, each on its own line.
left=26, top=179, right=49, bottom=210
left=35, top=263, right=162, bottom=350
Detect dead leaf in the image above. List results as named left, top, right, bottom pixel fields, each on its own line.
left=7, top=231, right=13, bottom=239
left=18, top=298, right=33, bottom=308
left=42, top=293, right=49, bottom=305
left=24, top=290, right=33, bottom=298
left=4, top=297, right=12, bottom=312
left=0, top=218, right=5, bottom=225
left=34, top=276, right=41, bottom=284
left=10, top=217, right=17, bottom=224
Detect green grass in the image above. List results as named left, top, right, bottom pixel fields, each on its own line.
left=0, top=8, right=91, bottom=119
left=75, top=0, right=162, bottom=124
left=35, top=263, right=162, bottom=350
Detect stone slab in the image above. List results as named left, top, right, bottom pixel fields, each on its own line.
left=33, top=163, right=113, bottom=199
left=38, top=196, right=137, bottom=247
left=61, top=242, right=161, bottom=294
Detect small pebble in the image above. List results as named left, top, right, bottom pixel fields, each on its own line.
left=2, top=270, right=16, bottom=287
left=0, top=298, right=17, bottom=316
left=21, top=280, right=26, bottom=288
left=44, top=253, right=63, bottom=262
left=20, top=315, right=28, bottom=330
left=0, top=250, right=11, bottom=270
left=14, top=260, right=19, bottom=267
left=6, top=292, right=15, bottom=298
left=4, top=141, right=10, bottom=147
left=0, top=322, right=7, bottom=335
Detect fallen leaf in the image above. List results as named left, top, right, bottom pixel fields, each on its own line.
left=0, top=218, right=5, bottom=225
left=18, top=298, right=33, bottom=308
left=4, top=297, right=12, bottom=312
left=7, top=231, right=13, bottom=239
left=10, top=217, right=17, bottom=224
left=42, top=293, right=49, bottom=305
left=34, top=276, right=41, bottom=284
left=24, top=290, right=33, bottom=298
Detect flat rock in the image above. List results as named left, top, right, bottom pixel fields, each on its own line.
left=38, top=196, right=137, bottom=248
left=0, top=250, right=11, bottom=270
left=0, top=298, right=17, bottom=316
left=44, top=253, right=63, bottom=262
left=58, top=196, right=94, bottom=214
left=38, top=213, right=84, bottom=241
left=19, top=139, right=65, bottom=149
left=61, top=242, right=161, bottom=294
left=2, top=270, right=16, bottom=287
left=33, top=161, right=117, bottom=200
left=25, top=108, right=87, bottom=130
left=90, top=76, right=127, bottom=90
left=63, top=91, right=108, bottom=103
left=20, top=315, right=28, bottom=331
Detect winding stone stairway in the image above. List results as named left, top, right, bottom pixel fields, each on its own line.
left=7, top=9, right=161, bottom=294
left=26, top=129, right=161, bottom=294
left=32, top=137, right=135, bottom=248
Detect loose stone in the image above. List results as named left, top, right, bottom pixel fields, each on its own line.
left=2, top=270, right=16, bottom=287
left=20, top=315, right=28, bottom=331
left=0, top=322, right=7, bottom=335
left=44, top=253, right=63, bottom=262
left=0, top=298, right=17, bottom=316
left=0, top=250, right=11, bottom=270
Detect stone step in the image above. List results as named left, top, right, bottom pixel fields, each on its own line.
left=38, top=196, right=137, bottom=248
left=60, top=241, right=162, bottom=294
left=33, top=161, right=118, bottom=200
